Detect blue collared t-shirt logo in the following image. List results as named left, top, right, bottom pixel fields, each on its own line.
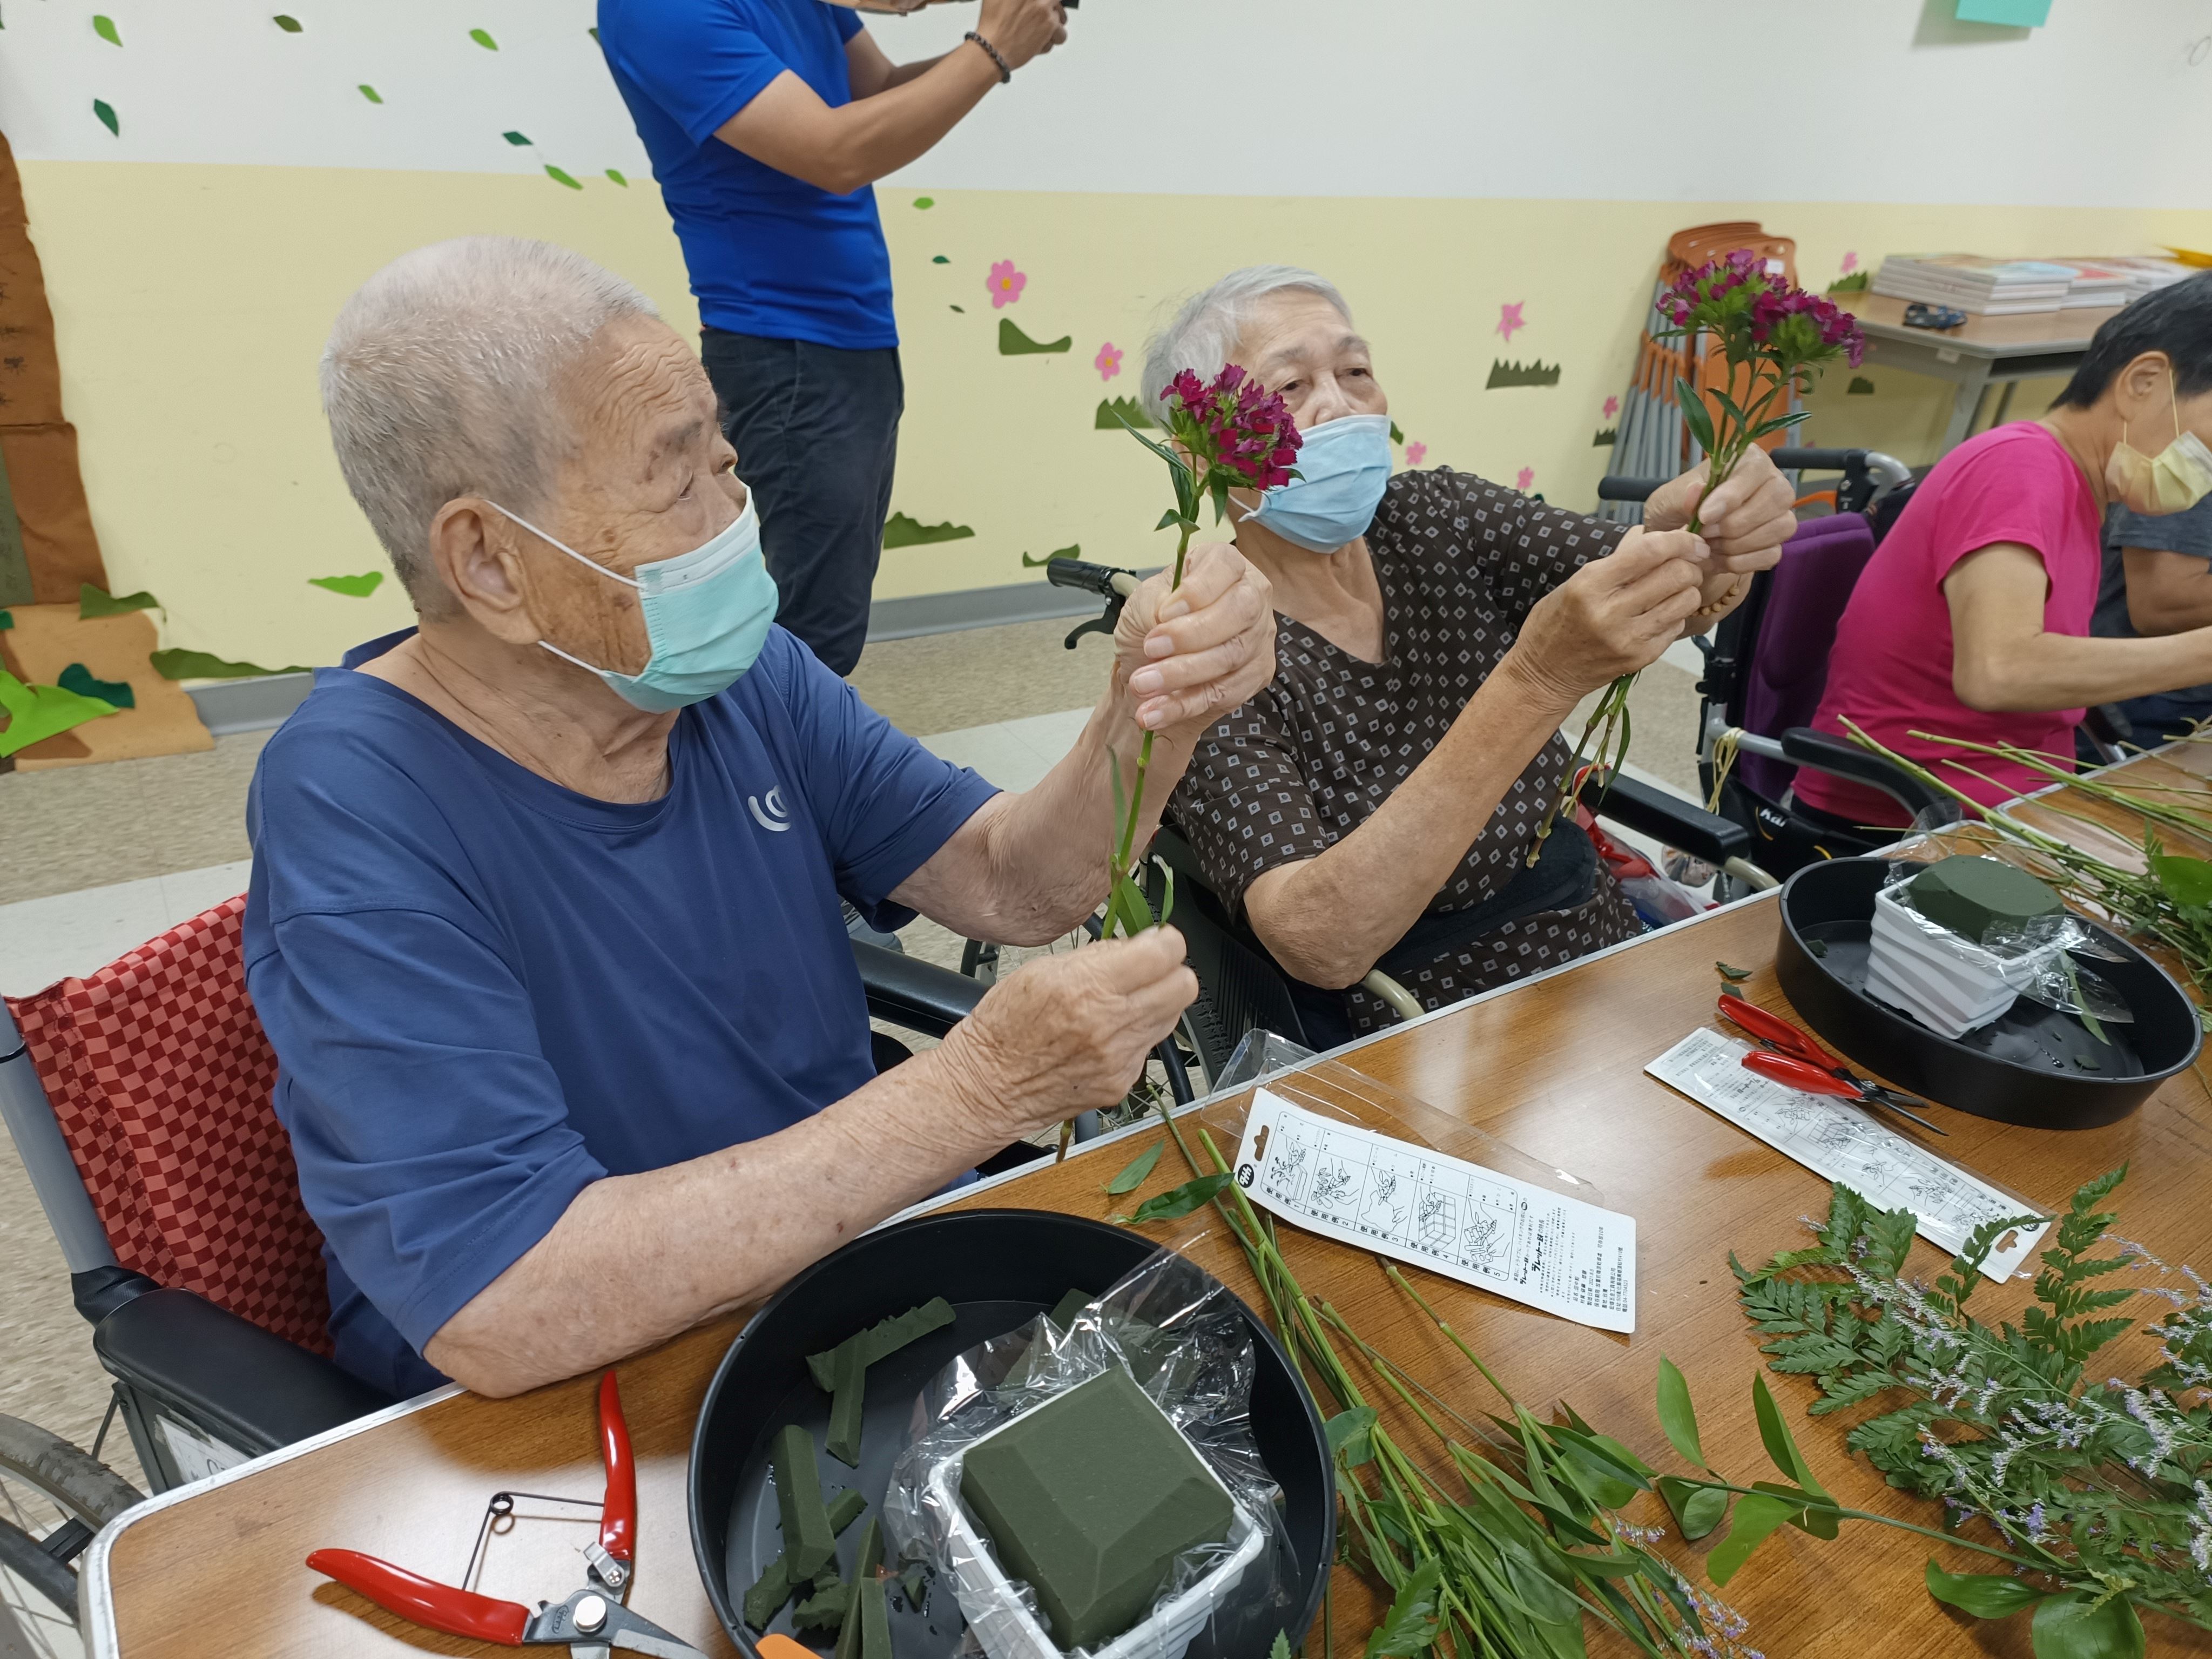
left=748, top=786, right=792, bottom=833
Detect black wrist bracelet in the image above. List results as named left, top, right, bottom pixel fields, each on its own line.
left=964, top=30, right=1013, bottom=83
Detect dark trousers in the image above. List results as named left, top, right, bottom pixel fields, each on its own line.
left=700, top=328, right=902, bottom=676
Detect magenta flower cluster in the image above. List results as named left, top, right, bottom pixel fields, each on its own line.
left=1660, top=249, right=1866, bottom=370
left=1161, top=364, right=1302, bottom=492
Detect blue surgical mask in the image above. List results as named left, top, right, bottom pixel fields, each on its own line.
left=489, top=489, right=778, bottom=713
left=1240, top=412, right=1394, bottom=552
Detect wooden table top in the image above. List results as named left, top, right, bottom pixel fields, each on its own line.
left=1838, top=292, right=2121, bottom=357
left=86, top=779, right=2212, bottom=1658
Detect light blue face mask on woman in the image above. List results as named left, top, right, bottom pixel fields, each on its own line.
left=1240, top=412, right=1395, bottom=552
left=488, top=489, right=778, bottom=713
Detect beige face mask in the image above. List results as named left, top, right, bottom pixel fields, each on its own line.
left=2105, top=368, right=2212, bottom=515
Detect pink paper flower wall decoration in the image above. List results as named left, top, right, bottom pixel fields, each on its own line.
left=1515, top=466, right=1535, bottom=492
left=1840, top=250, right=1859, bottom=275
left=1496, top=301, right=1527, bottom=343
left=1602, top=395, right=1620, bottom=420
left=1405, top=441, right=1428, bottom=468
left=987, top=259, right=1026, bottom=309
left=1094, top=341, right=1123, bottom=381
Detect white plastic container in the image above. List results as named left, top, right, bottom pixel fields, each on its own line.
left=1865, top=884, right=2065, bottom=1037
left=924, top=1386, right=1264, bottom=1659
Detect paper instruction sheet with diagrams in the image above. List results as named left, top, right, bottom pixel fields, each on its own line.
left=1645, top=1026, right=2051, bottom=1279
left=1231, top=1088, right=1636, bottom=1332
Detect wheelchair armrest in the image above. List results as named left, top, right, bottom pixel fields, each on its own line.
left=1779, top=728, right=1957, bottom=820
left=92, top=1288, right=395, bottom=1457
left=1589, top=771, right=1751, bottom=866
left=853, top=939, right=986, bottom=1040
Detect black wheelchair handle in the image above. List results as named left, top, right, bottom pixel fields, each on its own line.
left=1042, top=556, right=1141, bottom=599
left=1768, top=447, right=1863, bottom=472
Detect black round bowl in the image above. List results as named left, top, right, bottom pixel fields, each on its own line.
left=1775, top=858, right=2201, bottom=1129
left=688, top=1208, right=1335, bottom=1657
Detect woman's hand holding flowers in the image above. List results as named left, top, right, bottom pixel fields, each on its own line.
left=1113, top=540, right=1276, bottom=737
left=1503, top=528, right=1708, bottom=712
left=1644, top=443, right=1798, bottom=576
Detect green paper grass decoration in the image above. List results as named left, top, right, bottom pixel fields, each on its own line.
left=1094, top=396, right=1155, bottom=431
left=999, top=319, right=1071, bottom=356
left=469, top=27, right=497, bottom=49
left=151, top=649, right=308, bottom=680
left=1486, top=359, right=1562, bottom=389
left=272, top=14, right=303, bottom=32
left=1847, top=376, right=1876, bottom=395
left=57, top=662, right=133, bottom=709
left=881, top=512, right=973, bottom=549
left=79, top=584, right=159, bottom=619
left=0, top=671, right=122, bottom=757
left=545, top=166, right=583, bottom=190
left=93, top=14, right=120, bottom=45
left=307, top=572, right=384, bottom=598
left=359, top=84, right=383, bottom=103
left=1593, top=426, right=1618, bottom=447
left=93, top=100, right=119, bottom=137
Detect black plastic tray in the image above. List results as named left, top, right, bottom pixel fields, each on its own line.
left=688, top=1209, right=1334, bottom=1658
left=1775, top=858, right=2201, bottom=1129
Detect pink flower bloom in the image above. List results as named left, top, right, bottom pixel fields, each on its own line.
left=1602, top=395, right=1620, bottom=420
left=1094, top=341, right=1123, bottom=382
left=1496, top=301, right=1527, bottom=343
left=986, top=259, right=1026, bottom=309
left=1515, top=466, right=1535, bottom=492
left=1405, top=440, right=1428, bottom=467
left=1840, top=250, right=1859, bottom=275
left=1159, top=363, right=1302, bottom=491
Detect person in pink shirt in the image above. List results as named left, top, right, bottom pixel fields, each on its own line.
left=1801, top=273, right=2212, bottom=829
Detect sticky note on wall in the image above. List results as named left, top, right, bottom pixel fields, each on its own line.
left=1955, top=0, right=2050, bottom=23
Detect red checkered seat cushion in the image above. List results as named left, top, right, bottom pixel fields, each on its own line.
left=6, top=894, right=333, bottom=1355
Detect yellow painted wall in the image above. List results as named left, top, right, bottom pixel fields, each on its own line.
left=19, top=158, right=2212, bottom=669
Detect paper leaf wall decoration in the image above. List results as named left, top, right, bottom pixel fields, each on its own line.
left=913, top=197, right=935, bottom=209
left=359, top=84, right=384, bottom=103
left=882, top=513, right=975, bottom=550
left=79, top=584, right=159, bottom=619
left=605, top=169, right=628, bottom=186
left=545, top=166, right=583, bottom=190
left=0, top=672, right=120, bottom=757
left=1095, top=397, right=1156, bottom=431
left=272, top=14, right=303, bottom=32
left=1486, top=359, right=1562, bottom=389
left=151, top=649, right=309, bottom=681
left=999, top=320, right=1071, bottom=356
left=93, top=14, right=121, bottom=45
left=469, top=28, right=498, bottom=49
left=57, top=662, right=134, bottom=709
left=503, top=131, right=532, bottom=146
left=93, top=99, right=119, bottom=136
left=308, top=572, right=385, bottom=597
left=1593, top=427, right=1617, bottom=447
left=1847, top=376, right=1876, bottom=395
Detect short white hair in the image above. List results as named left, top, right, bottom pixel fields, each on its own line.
left=320, top=236, right=659, bottom=612
left=1140, top=266, right=1353, bottom=417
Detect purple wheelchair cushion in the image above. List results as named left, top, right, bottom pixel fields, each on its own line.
left=1734, top=511, right=1878, bottom=802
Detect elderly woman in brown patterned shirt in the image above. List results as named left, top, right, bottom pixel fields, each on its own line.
left=1152, top=266, right=1798, bottom=1040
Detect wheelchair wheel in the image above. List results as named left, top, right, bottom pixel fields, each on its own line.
left=0, top=1411, right=145, bottom=1645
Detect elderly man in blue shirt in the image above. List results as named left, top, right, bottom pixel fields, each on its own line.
left=249, top=237, right=1272, bottom=1400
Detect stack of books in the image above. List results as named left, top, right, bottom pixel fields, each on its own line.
left=1871, top=254, right=2079, bottom=315
left=2054, top=255, right=2195, bottom=302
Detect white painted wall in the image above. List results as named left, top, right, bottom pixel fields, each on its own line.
left=4, top=0, right=2210, bottom=207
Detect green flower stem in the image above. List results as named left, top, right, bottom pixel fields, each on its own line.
left=1111, top=518, right=1195, bottom=884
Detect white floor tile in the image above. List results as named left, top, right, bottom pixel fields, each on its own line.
left=923, top=706, right=1093, bottom=794
left=0, top=859, right=251, bottom=997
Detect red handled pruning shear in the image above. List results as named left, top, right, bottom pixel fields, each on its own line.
left=1715, top=995, right=1947, bottom=1136
left=307, top=1372, right=754, bottom=1658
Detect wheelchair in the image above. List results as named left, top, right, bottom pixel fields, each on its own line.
left=994, top=557, right=1786, bottom=1094
left=0, top=898, right=1009, bottom=1633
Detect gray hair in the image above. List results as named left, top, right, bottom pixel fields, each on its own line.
left=319, top=236, right=658, bottom=612
left=1139, top=265, right=1352, bottom=417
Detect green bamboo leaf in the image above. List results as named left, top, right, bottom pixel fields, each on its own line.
left=93, top=99, right=120, bottom=136
left=2029, top=1590, right=2145, bottom=1659
left=1122, top=1173, right=1230, bottom=1225
left=469, top=26, right=498, bottom=48
left=1113, top=871, right=1155, bottom=935
left=1923, top=1559, right=2046, bottom=1620
left=1103, top=1139, right=1161, bottom=1196
left=545, top=165, right=583, bottom=190
left=93, top=14, right=121, bottom=45
left=1656, top=1476, right=1728, bottom=1540
left=1751, top=1374, right=1830, bottom=1501
left=1324, top=1406, right=1377, bottom=1467
left=359, top=84, right=384, bottom=103
left=1655, top=1355, right=1705, bottom=1466
left=1750, top=1480, right=1839, bottom=1538
left=1705, top=1491, right=1799, bottom=1586
left=1364, top=1560, right=1441, bottom=1657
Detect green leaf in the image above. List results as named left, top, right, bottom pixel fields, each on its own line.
left=1749, top=1480, right=1838, bottom=1538
left=1270, top=1635, right=1294, bottom=1659
left=56, top=663, right=133, bottom=710
left=1656, top=1476, right=1728, bottom=1540
left=544, top=165, right=583, bottom=189
left=1155, top=508, right=1185, bottom=532
left=359, top=84, right=383, bottom=103
left=503, top=130, right=532, bottom=146
left=1364, top=1561, right=1441, bottom=1657
left=2029, top=1590, right=2145, bottom=1659
left=1655, top=1355, right=1705, bottom=1466
left=998, top=319, right=1073, bottom=355
left=1123, top=1174, right=1230, bottom=1225
left=79, top=584, right=159, bottom=619
left=1923, top=1559, right=2046, bottom=1620
left=1325, top=1406, right=1377, bottom=1467
left=1020, top=545, right=1080, bottom=568
left=150, top=648, right=308, bottom=680
left=912, top=196, right=934, bottom=209
left=1714, top=960, right=1751, bottom=983
left=1705, top=1491, right=1799, bottom=1587
left=1389, top=421, right=1404, bottom=444
left=1674, top=377, right=1716, bottom=456
left=0, top=671, right=123, bottom=757
left=882, top=512, right=975, bottom=549
left=93, top=14, right=121, bottom=45
left=1751, top=1374, right=1831, bottom=1501
left=272, top=13, right=303, bottom=31
left=93, top=99, right=120, bottom=137
left=307, top=572, right=384, bottom=598
left=2149, top=852, right=2212, bottom=909
left=1103, top=1139, right=1162, bottom=1196
left=604, top=168, right=628, bottom=186
left=469, top=26, right=498, bottom=48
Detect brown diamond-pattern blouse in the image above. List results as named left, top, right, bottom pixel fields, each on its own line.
left=1168, top=466, right=1645, bottom=1034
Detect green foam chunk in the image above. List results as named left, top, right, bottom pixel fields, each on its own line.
left=834, top=1518, right=886, bottom=1659
left=827, top=1333, right=867, bottom=1467
left=793, top=1579, right=851, bottom=1633
left=742, top=1556, right=796, bottom=1631
left=859, top=1576, right=891, bottom=1658
left=827, top=1488, right=867, bottom=1536
left=1046, top=1289, right=1092, bottom=1332
left=807, top=1297, right=957, bottom=1391
left=960, top=1366, right=1235, bottom=1650
left=1910, top=855, right=2060, bottom=943
left=772, top=1424, right=837, bottom=1579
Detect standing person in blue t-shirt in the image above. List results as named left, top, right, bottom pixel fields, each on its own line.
left=597, top=0, right=1070, bottom=675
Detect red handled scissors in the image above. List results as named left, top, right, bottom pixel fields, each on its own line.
left=306, top=1371, right=766, bottom=1658
left=1715, top=995, right=1947, bottom=1136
